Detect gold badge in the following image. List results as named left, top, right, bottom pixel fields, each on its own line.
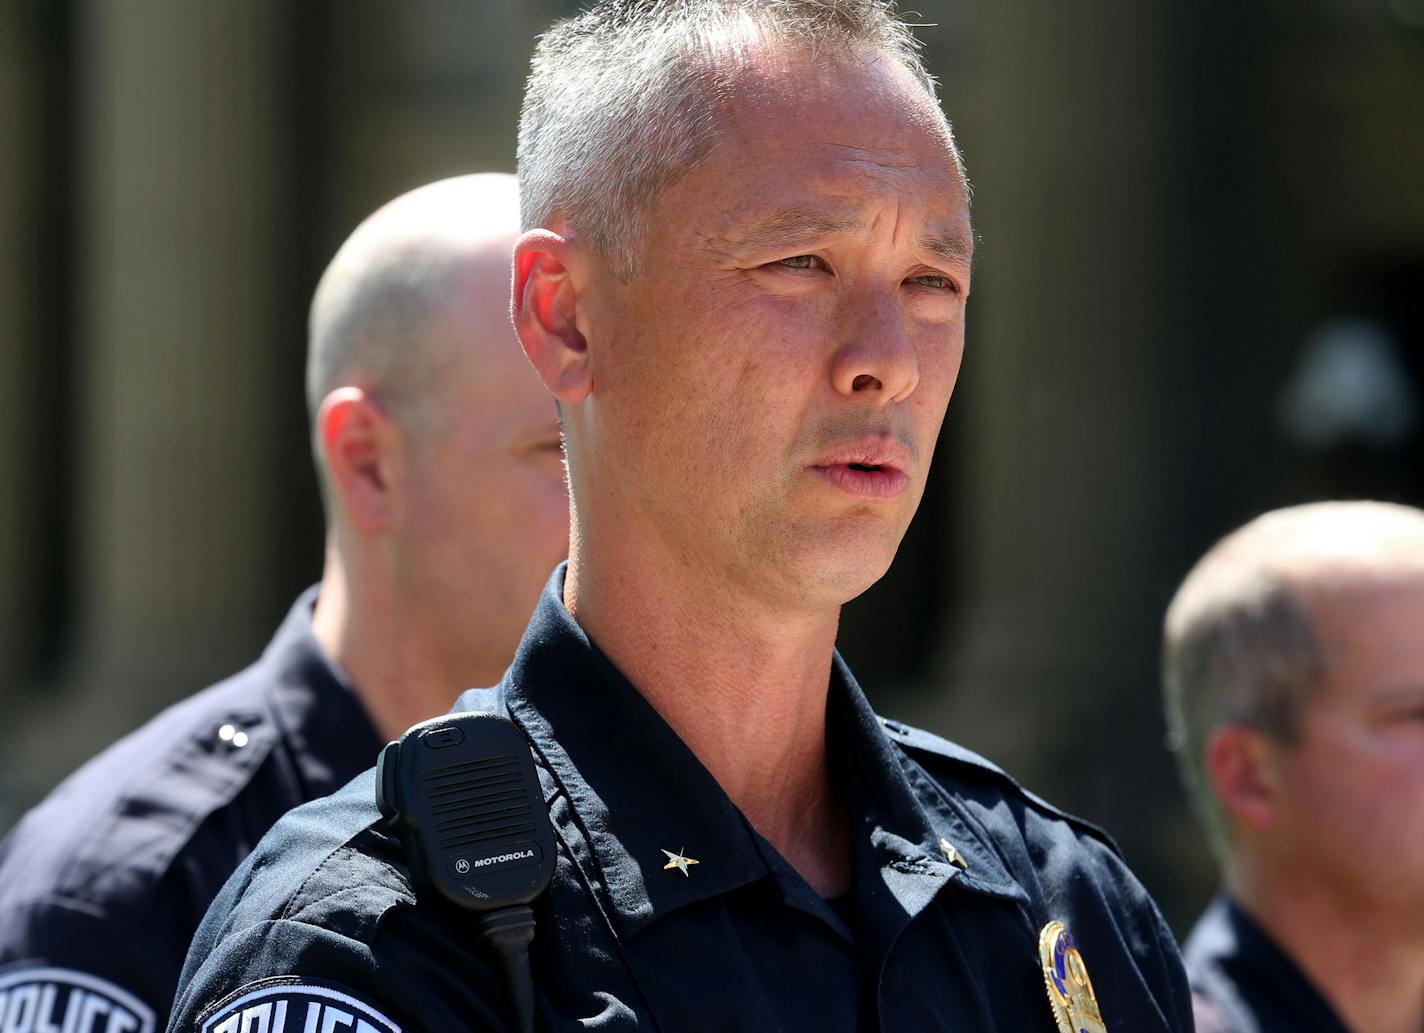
left=660, top=847, right=699, bottom=876
left=1039, top=921, right=1108, bottom=1033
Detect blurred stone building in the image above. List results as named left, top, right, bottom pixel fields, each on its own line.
left=2, top=0, right=1422, bottom=933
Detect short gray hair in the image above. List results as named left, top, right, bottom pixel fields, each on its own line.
left=517, top=0, right=960, bottom=280
left=1163, top=500, right=1424, bottom=855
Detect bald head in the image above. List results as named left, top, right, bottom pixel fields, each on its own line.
left=1164, top=501, right=1424, bottom=850
left=307, top=173, right=522, bottom=435
left=306, top=174, right=568, bottom=706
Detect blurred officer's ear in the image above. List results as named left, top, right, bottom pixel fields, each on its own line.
left=1204, top=724, right=1282, bottom=836
left=512, top=229, right=591, bottom=406
left=317, top=386, right=405, bottom=535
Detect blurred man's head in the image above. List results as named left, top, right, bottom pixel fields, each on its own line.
left=1164, top=501, right=1424, bottom=913
left=513, top=0, right=973, bottom=612
left=308, top=173, right=568, bottom=698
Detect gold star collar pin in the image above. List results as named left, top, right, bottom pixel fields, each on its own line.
left=661, top=847, right=700, bottom=876
left=940, top=837, right=969, bottom=870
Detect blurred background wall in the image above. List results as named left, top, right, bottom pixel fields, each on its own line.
left=1, top=0, right=1421, bottom=937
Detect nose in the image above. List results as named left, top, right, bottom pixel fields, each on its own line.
left=830, top=292, right=919, bottom=404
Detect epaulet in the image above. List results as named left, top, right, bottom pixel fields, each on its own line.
left=274, top=775, right=417, bottom=944
left=877, top=716, right=1123, bottom=857
left=0, top=669, right=285, bottom=910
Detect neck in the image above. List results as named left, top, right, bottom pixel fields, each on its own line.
left=311, top=541, right=485, bottom=742
left=565, top=538, right=851, bottom=896
left=1229, top=858, right=1424, bottom=1033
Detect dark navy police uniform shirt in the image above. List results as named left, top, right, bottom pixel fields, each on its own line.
left=170, top=568, right=1191, bottom=1033
left=1185, top=896, right=1349, bottom=1033
left=0, top=588, right=382, bottom=1033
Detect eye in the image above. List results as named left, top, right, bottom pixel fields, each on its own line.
left=771, top=254, right=827, bottom=272
left=908, top=272, right=961, bottom=294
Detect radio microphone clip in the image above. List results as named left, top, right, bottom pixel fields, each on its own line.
left=377, top=711, right=556, bottom=1033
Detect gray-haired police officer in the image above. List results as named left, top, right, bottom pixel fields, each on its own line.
left=168, top=3, right=1192, bottom=1031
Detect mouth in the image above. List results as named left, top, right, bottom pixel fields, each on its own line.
left=809, top=437, right=912, bottom=500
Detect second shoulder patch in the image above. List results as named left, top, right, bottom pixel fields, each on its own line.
left=0, top=965, right=156, bottom=1033
left=200, top=979, right=401, bottom=1033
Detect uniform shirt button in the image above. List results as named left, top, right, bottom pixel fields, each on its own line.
left=218, top=723, right=249, bottom=749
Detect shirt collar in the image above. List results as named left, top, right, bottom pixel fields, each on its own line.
left=262, top=585, right=385, bottom=798
left=1187, top=896, right=1351, bottom=1033
left=828, top=651, right=1029, bottom=934
left=495, top=569, right=767, bottom=939
left=490, top=565, right=1025, bottom=942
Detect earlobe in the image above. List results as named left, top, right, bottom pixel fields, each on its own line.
left=1205, top=725, right=1279, bottom=833
left=317, top=387, right=399, bottom=535
left=512, top=229, right=593, bottom=405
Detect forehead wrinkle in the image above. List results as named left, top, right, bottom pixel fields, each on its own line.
left=704, top=205, right=866, bottom=253
left=825, top=152, right=921, bottom=172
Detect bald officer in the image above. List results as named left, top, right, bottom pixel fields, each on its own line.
left=0, top=174, right=568, bottom=1033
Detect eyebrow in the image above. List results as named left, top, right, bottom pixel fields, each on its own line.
left=920, top=229, right=975, bottom=269
left=720, top=205, right=974, bottom=269
left=734, top=207, right=864, bottom=248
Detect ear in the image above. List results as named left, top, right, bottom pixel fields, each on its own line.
left=316, top=387, right=402, bottom=535
left=512, top=229, right=592, bottom=405
left=1204, top=724, right=1280, bottom=834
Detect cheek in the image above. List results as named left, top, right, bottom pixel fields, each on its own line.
left=916, top=324, right=965, bottom=394
left=1283, top=732, right=1418, bottom=827
left=617, top=313, right=824, bottom=454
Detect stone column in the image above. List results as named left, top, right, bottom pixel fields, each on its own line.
left=0, top=3, right=43, bottom=689
left=314, top=0, right=557, bottom=245
left=906, top=3, right=1187, bottom=887
left=0, top=2, right=54, bottom=827
left=8, top=1, right=290, bottom=795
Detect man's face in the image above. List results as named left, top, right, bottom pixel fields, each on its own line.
left=402, top=246, right=569, bottom=685
left=1266, top=571, right=1424, bottom=916
left=571, top=46, right=971, bottom=609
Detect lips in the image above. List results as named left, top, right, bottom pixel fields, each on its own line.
left=809, top=436, right=912, bottom=500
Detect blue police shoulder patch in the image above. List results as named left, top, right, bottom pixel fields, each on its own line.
left=199, top=978, right=401, bottom=1033
left=0, top=965, right=156, bottom=1033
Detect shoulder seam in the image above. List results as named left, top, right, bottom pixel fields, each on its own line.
left=29, top=683, right=285, bottom=911
left=133, top=693, right=287, bottom=912
left=278, top=827, right=411, bottom=937
left=880, top=718, right=1123, bottom=856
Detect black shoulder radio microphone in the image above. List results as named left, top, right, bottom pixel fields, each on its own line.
left=376, top=711, right=556, bottom=1033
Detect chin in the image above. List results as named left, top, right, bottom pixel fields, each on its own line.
left=790, top=533, right=900, bottom=606
left=736, top=506, right=907, bottom=608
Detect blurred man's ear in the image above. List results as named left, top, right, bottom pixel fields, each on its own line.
left=317, top=387, right=402, bottom=535
left=1205, top=724, right=1280, bottom=834
left=512, top=229, right=592, bottom=405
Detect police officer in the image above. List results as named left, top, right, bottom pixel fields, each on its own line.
left=168, top=3, right=1193, bottom=1030
left=1164, top=501, right=1424, bottom=1033
left=0, top=174, right=569, bottom=1033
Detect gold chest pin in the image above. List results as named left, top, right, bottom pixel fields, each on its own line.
left=1039, top=921, right=1108, bottom=1033
left=660, top=847, right=699, bottom=876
